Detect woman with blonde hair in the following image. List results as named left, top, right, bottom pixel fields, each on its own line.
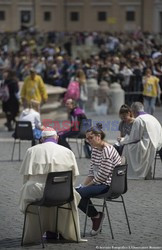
left=75, top=69, right=88, bottom=110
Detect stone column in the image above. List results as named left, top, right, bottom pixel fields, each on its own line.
left=109, top=83, right=124, bottom=114
left=85, top=78, right=99, bottom=112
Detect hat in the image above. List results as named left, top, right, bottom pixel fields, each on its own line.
left=42, top=127, right=57, bottom=138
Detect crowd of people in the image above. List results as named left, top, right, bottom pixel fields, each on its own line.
left=0, top=30, right=162, bottom=132
left=0, top=29, right=162, bottom=97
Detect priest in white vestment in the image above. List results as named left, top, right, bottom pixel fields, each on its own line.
left=19, top=127, right=84, bottom=245
left=121, top=102, right=162, bottom=179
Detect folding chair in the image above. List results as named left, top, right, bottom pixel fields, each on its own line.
left=83, top=164, right=131, bottom=239
left=67, top=132, right=86, bottom=158
left=152, top=150, right=161, bottom=179
left=68, top=119, right=91, bottom=158
left=11, top=121, right=34, bottom=161
left=21, top=171, right=78, bottom=248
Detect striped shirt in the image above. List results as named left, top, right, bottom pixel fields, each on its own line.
left=88, top=145, right=121, bottom=186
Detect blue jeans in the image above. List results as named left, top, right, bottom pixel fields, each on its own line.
left=143, top=96, right=156, bottom=115
left=76, top=184, right=109, bottom=217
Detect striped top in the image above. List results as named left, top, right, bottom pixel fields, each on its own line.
left=88, top=144, right=121, bottom=186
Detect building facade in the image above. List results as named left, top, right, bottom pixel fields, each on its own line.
left=0, top=0, right=162, bottom=33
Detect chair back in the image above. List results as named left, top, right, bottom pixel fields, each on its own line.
left=40, top=171, right=73, bottom=207
left=107, top=164, right=127, bottom=199
left=14, top=121, right=33, bottom=140
left=95, top=164, right=127, bottom=200
left=77, top=118, right=92, bottom=138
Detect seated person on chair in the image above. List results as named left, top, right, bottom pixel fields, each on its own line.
left=19, top=99, right=43, bottom=142
left=76, top=123, right=121, bottom=236
left=19, top=127, right=82, bottom=244
left=58, top=98, right=87, bottom=150
left=121, top=102, right=162, bottom=180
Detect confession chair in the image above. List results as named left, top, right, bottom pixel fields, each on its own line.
left=21, top=171, right=78, bottom=248
left=67, top=119, right=92, bottom=158
left=83, top=164, right=131, bottom=239
left=11, top=121, right=34, bottom=161
left=67, top=131, right=86, bottom=158
left=152, top=150, right=161, bottom=179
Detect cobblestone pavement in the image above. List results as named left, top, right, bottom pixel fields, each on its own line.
left=0, top=108, right=162, bottom=250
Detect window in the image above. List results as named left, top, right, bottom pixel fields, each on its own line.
left=70, top=12, right=79, bottom=21
left=21, top=11, right=31, bottom=23
left=0, top=11, right=5, bottom=21
left=98, top=11, right=107, bottom=21
left=126, top=11, right=135, bottom=21
left=44, top=11, right=51, bottom=21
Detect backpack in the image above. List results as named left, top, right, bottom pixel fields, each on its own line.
left=0, top=81, right=10, bottom=102
left=64, top=81, right=80, bottom=103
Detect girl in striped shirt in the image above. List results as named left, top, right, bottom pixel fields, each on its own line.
left=77, top=123, right=121, bottom=236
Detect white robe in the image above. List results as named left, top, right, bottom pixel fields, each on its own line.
left=121, top=114, right=162, bottom=179
left=19, top=142, right=85, bottom=244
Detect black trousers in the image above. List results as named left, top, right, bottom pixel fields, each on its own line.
left=58, top=130, right=80, bottom=150
left=158, top=147, right=162, bottom=161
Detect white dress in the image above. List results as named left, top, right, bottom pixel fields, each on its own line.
left=121, top=114, right=162, bottom=179
left=19, top=142, right=85, bottom=244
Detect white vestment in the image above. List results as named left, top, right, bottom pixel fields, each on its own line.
left=121, top=114, right=162, bottom=179
left=19, top=142, right=84, bottom=244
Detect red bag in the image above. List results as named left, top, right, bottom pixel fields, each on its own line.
left=64, top=81, right=80, bottom=103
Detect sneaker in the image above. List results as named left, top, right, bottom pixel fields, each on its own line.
left=45, top=231, right=64, bottom=240
left=46, top=231, right=58, bottom=239
left=90, top=212, right=105, bottom=236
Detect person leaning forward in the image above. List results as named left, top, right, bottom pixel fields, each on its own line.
left=19, top=127, right=86, bottom=244
left=121, top=102, right=162, bottom=180
left=20, top=67, right=48, bottom=108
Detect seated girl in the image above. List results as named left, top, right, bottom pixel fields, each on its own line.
left=19, top=100, right=43, bottom=142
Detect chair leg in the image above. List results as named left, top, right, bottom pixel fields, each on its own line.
left=56, top=206, right=58, bottom=233
left=152, top=156, right=157, bottom=179
left=100, top=199, right=106, bottom=233
left=37, top=207, right=45, bottom=248
left=21, top=205, right=30, bottom=246
left=77, top=139, right=84, bottom=158
left=76, top=139, right=81, bottom=158
left=104, top=200, right=114, bottom=239
left=80, top=139, right=83, bottom=158
left=11, top=140, right=16, bottom=161
left=121, top=195, right=131, bottom=234
left=83, top=199, right=90, bottom=237
left=19, top=140, right=21, bottom=161
left=69, top=202, right=78, bottom=242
